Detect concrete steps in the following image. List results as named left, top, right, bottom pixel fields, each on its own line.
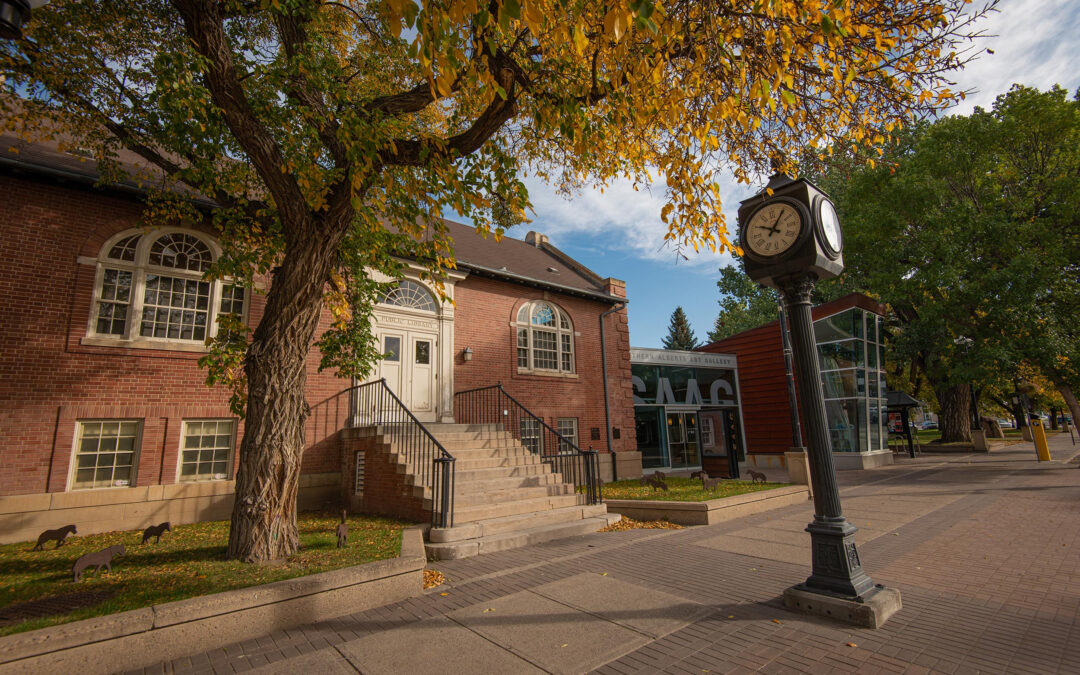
left=408, top=423, right=613, bottom=561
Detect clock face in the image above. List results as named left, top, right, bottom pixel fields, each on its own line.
left=818, top=199, right=842, bottom=254
left=745, top=202, right=802, bottom=257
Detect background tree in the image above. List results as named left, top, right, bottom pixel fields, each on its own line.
left=707, top=265, right=777, bottom=342
left=813, top=84, right=1080, bottom=442
left=2, top=0, right=990, bottom=562
left=661, top=306, right=700, bottom=350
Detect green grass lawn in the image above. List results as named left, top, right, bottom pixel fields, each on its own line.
left=601, top=477, right=789, bottom=502
left=0, top=512, right=409, bottom=637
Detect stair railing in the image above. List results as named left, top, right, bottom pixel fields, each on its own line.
left=347, top=379, right=456, bottom=528
left=453, top=384, right=601, bottom=504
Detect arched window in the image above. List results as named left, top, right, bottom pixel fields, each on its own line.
left=515, top=301, right=574, bottom=373
left=89, top=228, right=245, bottom=346
left=380, top=279, right=436, bottom=312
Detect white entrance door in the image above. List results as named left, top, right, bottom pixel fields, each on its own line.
left=375, top=329, right=438, bottom=422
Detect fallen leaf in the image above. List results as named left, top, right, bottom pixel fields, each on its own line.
left=483, top=608, right=495, bottom=613
left=846, top=642, right=857, bottom=648
left=727, top=615, right=735, bottom=619
left=599, top=572, right=608, bottom=576
left=439, top=592, right=449, bottom=597
left=749, top=568, right=757, bottom=571
left=561, top=644, right=568, bottom=648
left=772, top=619, right=782, bottom=624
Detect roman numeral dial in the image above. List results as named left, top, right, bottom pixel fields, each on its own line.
left=745, top=202, right=802, bottom=257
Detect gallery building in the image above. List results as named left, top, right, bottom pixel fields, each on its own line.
left=0, top=134, right=640, bottom=547
left=700, top=293, right=893, bottom=470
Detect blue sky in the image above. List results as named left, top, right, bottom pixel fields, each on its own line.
left=495, top=0, right=1080, bottom=348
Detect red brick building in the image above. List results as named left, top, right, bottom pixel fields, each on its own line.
left=0, top=136, right=638, bottom=544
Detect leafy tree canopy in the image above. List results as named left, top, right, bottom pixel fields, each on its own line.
left=812, top=84, right=1080, bottom=439
left=1, top=0, right=991, bottom=561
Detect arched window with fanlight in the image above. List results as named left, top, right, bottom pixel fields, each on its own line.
left=379, top=279, right=437, bottom=313
left=87, top=228, right=245, bottom=348
left=515, top=300, right=575, bottom=373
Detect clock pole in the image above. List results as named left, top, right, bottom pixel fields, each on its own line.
left=777, top=273, right=876, bottom=598
left=737, top=174, right=900, bottom=628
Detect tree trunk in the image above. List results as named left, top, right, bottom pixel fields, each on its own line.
left=936, top=384, right=971, bottom=443
left=1049, top=407, right=1061, bottom=430
left=227, top=234, right=338, bottom=563
left=1057, top=383, right=1080, bottom=433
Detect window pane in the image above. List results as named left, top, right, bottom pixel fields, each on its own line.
left=822, top=370, right=858, bottom=399
left=381, top=280, right=436, bottom=311
left=415, top=340, right=430, bottom=365
left=818, top=340, right=861, bottom=371
left=139, top=275, right=210, bottom=341
left=532, top=329, right=558, bottom=369
left=557, top=418, right=578, bottom=452
left=383, top=336, right=400, bottom=361
left=179, top=419, right=235, bottom=481
left=97, top=269, right=132, bottom=335
left=814, top=309, right=853, bottom=343
left=517, top=329, right=529, bottom=368
left=107, top=234, right=141, bottom=261
left=149, top=233, right=213, bottom=271
left=520, top=418, right=543, bottom=454
left=532, top=303, right=555, bottom=327
left=826, top=401, right=859, bottom=453
left=73, top=420, right=140, bottom=489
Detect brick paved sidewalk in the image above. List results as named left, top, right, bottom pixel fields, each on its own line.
left=136, top=432, right=1080, bottom=675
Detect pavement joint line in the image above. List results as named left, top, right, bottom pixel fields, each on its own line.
left=443, top=609, right=554, bottom=673
left=433, top=527, right=684, bottom=589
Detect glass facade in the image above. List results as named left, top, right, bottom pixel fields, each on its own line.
left=816, top=308, right=887, bottom=453
left=631, top=357, right=743, bottom=470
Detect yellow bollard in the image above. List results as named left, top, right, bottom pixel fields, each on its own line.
left=1032, top=419, right=1052, bottom=462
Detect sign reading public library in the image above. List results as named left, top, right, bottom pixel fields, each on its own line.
left=630, top=348, right=739, bottom=407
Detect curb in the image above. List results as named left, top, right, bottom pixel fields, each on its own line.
left=0, top=527, right=427, bottom=675
left=604, top=485, right=810, bottom=526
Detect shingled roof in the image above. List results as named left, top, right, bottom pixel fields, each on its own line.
left=0, top=134, right=623, bottom=304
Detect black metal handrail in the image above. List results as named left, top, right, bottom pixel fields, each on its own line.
left=454, top=384, right=601, bottom=504
left=347, top=379, right=455, bottom=528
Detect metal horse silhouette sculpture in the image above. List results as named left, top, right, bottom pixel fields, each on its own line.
left=141, top=522, right=171, bottom=544
left=33, top=525, right=77, bottom=551
left=73, top=545, right=125, bottom=582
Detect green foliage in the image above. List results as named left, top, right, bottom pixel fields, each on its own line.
left=707, top=264, right=778, bottom=342
left=601, top=477, right=788, bottom=502
left=661, top=306, right=700, bottom=350
left=813, top=84, right=1080, bottom=421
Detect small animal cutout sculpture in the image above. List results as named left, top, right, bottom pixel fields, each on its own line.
left=747, top=469, right=768, bottom=484
left=33, top=524, right=77, bottom=551
left=699, top=472, right=722, bottom=492
left=689, top=470, right=707, bottom=480
left=141, top=522, right=171, bottom=545
left=640, top=473, right=668, bottom=491
left=73, top=545, right=125, bottom=582
left=335, top=510, right=349, bottom=548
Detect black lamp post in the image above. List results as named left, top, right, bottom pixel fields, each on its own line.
left=0, top=0, right=31, bottom=40
left=737, top=173, right=900, bottom=627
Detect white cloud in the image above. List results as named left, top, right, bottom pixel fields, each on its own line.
left=947, top=0, right=1080, bottom=114
left=516, top=173, right=746, bottom=273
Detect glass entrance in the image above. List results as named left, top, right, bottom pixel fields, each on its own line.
left=665, top=412, right=701, bottom=468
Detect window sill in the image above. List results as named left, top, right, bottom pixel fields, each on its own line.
left=81, top=336, right=211, bottom=353
left=516, top=368, right=579, bottom=379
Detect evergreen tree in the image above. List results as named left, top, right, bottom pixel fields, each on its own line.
left=707, top=265, right=778, bottom=342
left=662, top=307, right=700, bottom=350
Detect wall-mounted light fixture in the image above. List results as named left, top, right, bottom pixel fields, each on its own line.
left=462, top=346, right=473, bottom=362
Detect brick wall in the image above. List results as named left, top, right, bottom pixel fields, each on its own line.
left=451, top=275, right=637, bottom=460
left=0, top=173, right=344, bottom=496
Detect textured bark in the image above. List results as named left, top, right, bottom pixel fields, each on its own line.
left=981, top=417, right=1005, bottom=439
left=1057, top=383, right=1080, bottom=433
left=936, top=384, right=971, bottom=443
left=227, top=231, right=341, bottom=562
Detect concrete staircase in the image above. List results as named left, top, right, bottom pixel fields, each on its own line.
left=419, top=423, right=620, bottom=560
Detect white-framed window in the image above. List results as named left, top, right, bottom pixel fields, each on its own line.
left=87, top=228, right=245, bottom=348
left=520, top=418, right=543, bottom=454
left=380, top=279, right=437, bottom=312
left=557, top=418, right=579, bottom=453
left=71, top=420, right=141, bottom=490
left=179, top=419, right=236, bottom=482
left=515, top=301, right=575, bottom=373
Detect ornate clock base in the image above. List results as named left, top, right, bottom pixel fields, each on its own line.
left=783, top=583, right=902, bottom=629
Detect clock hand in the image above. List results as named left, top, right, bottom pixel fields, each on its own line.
left=766, top=213, right=783, bottom=236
